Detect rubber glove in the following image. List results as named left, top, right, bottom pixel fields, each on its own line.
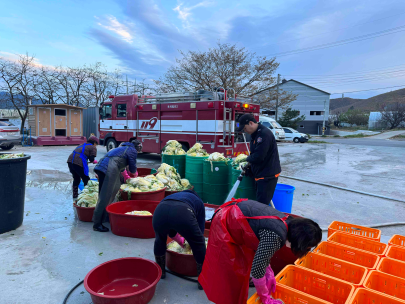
left=122, top=170, right=131, bottom=183
left=252, top=277, right=272, bottom=304
left=265, top=265, right=276, bottom=294
left=135, top=170, right=138, bottom=177
left=93, top=159, right=98, bottom=164
left=172, top=233, right=185, bottom=248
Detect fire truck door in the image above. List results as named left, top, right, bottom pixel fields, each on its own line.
left=114, top=103, right=129, bottom=142
left=137, top=110, right=160, bottom=153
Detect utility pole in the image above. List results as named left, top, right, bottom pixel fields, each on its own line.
left=275, top=74, right=280, bottom=120
left=126, top=75, right=129, bottom=94
left=322, top=99, right=326, bottom=135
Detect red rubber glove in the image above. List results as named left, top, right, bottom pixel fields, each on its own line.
left=265, top=265, right=276, bottom=294
left=93, top=159, right=98, bottom=164
left=172, top=233, right=185, bottom=248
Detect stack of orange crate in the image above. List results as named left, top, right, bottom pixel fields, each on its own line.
left=247, top=221, right=403, bottom=303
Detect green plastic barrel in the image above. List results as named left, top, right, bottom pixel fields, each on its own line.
left=231, top=167, right=257, bottom=200
left=203, top=160, right=230, bottom=205
left=162, top=154, right=186, bottom=178
left=228, top=159, right=233, bottom=192
left=185, top=155, right=208, bottom=198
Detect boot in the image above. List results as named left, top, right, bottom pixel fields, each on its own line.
left=196, top=263, right=203, bottom=290
left=93, top=224, right=109, bottom=232
left=72, top=185, right=79, bottom=203
left=155, top=255, right=166, bottom=279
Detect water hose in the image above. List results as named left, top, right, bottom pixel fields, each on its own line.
left=62, top=269, right=197, bottom=303
left=280, top=174, right=405, bottom=204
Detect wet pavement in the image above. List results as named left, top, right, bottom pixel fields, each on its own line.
left=1, top=142, right=405, bottom=303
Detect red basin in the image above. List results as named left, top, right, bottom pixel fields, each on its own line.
left=204, top=203, right=220, bottom=230
left=84, top=257, right=161, bottom=304
left=166, top=229, right=210, bottom=277
left=119, top=187, right=166, bottom=201
left=135, top=168, right=157, bottom=177
left=106, top=200, right=160, bottom=239
left=73, top=203, right=95, bottom=222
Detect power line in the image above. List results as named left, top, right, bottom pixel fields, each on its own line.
left=267, top=24, right=405, bottom=58
left=331, top=84, right=405, bottom=94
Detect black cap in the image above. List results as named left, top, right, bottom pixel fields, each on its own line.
left=236, top=114, right=257, bottom=132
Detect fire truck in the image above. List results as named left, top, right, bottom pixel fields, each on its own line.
left=98, top=89, right=260, bottom=156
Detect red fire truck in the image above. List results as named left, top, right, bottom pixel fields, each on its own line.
left=98, top=90, right=260, bottom=156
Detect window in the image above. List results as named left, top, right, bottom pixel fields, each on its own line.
left=284, top=128, right=292, bottom=133
left=261, top=121, right=273, bottom=129
left=310, top=111, right=324, bottom=116
left=263, top=110, right=276, bottom=115
left=299, top=125, right=304, bottom=128
left=55, top=129, right=66, bottom=136
left=117, top=104, right=127, bottom=118
left=55, top=109, right=66, bottom=116
left=0, top=121, right=13, bottom=126
left=100, top=104, right=112, bottom=119
left=271, top=121, right=283, bottom=129
left=29, top=107, right=34, bottom=115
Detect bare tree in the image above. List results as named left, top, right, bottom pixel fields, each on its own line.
left=55, top=65, right=89, bottom=106
left=33, top=66, right=61, bottom=104
left=84, top=62, right=110, bottom=106
left=154, top=42, right=279, bottom=96
left=108, top=69, right=125, bottom=97
left=379, top=101, right=405, bottom=129
left=254, top=88, right=297, bottom=112
left=0, top=54, right=37, bottom=133
left=133, top=78, right=154, bottom=95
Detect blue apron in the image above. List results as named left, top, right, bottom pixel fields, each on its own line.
left=72, top=143, right=91, bottom=176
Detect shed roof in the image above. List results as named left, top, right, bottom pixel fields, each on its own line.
left=28, top=104, right=86, bottom=110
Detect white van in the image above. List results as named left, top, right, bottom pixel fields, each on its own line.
left=259, top=115, right=285, bottom=141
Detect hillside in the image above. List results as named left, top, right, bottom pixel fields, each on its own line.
left=330, top=88, right=405, bottom=113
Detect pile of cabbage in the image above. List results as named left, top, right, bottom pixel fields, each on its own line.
left=162, top=140, right=186, bottom=155
left=121, top=175, right=165, bottom=193
left=0, top=153, right=25, bottom=159
left=205, top=152, right=228, bottom=162
left=76, top=180, right=99, bottom=207
left=187, top=143, right=209, bottom=157
left=167, top=238, right=209, bottom=255
left=125, top=210, right=152, bottom=216
left=232, top=154, right=248, bottom=170
left=156, top=163, right=192, bottom=191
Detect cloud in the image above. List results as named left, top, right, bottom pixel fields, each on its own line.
left=96, top=15, right=133, bottom=43
left=173, top=1, right=213, bottom=26
left=0, top=51, right=50, bottom=69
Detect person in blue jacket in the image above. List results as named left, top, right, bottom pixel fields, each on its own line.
left=152, top=190, right=206, bottom=290
left=92, top=140, right=142, bottom=232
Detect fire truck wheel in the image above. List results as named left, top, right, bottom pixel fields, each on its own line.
left=106, top=138, right=118, bottom=151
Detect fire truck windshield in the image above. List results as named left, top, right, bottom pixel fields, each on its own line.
left=100, top=104, right=112, bottom=119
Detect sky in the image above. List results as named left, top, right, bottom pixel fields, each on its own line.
left=1, top=0, right=405, bottom=99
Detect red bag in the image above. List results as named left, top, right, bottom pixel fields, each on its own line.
left=199, top=199, right=287, bottom=304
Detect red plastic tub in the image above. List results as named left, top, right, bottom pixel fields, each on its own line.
left=166, top=229, right=210, bottom=277
left=119, top=187, right=166, bottom=201
left=135, top=168, right=157, bottom=177
left=73, top=203, right=95, bottom=222
left=107, top=200, right=160, bottom=239
left=164, top=186, right=194, bottom=198
left=84, top=257, right=161, bottom=304
left=204, top=203, right=220, bottom=230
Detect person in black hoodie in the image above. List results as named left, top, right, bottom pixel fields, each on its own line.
left=152, top=190, right=205, bottom=290
left=237, top=114, right=281, bottom=205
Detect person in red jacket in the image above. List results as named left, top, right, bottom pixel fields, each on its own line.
left=67, top=136, right=99, bottom=202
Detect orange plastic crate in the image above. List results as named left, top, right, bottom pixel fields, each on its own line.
left=313, top=241, right=380, bottom=270
left=349, top=288, right=405, bottom=304
left=328, top=221, right=381, bottom=241
left=377, top=257, right=405, bottom=280
left=275, top=265, right=354, bottom=304
left=389, top=235, right=405, bottom=247
left=386, top=245, right=405, bottom=262
left=247, top=284, right=331, bottom=304
left=295, top=252, right=367, bottom=286
left=328, top=231, right=387, bottom=256
left=363, top=270, right=405, bottom=301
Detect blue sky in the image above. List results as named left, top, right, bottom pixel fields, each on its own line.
left=1, top=0, right=405, bottom=98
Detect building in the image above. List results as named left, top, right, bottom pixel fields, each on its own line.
left=260, top=79, right=331, bottom=135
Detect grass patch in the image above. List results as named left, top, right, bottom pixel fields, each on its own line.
left=308, top=140, right=330, bottom=144
left=391, top=134, right=405, bottom=140
left=343, top=133, right=373, bottom=138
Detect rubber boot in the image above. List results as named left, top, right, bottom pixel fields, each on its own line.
left=72, top=185, right=79, bottom=203
left=155, top=255, right=166, bottom=279
left=196, top=263, right=203, bottom=290
left=93, top=224, right=109, bottom=232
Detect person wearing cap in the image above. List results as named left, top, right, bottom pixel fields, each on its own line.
left=67, top=135, right=99, bottom=203
left=92, top=140, right=142, bottom=232
left=236, top=114, right=281, bottom=205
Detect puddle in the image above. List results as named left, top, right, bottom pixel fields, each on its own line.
left=26, top=169, right=73, bottom=193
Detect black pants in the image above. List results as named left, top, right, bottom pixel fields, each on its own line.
left=255, top=177, right=278, bottom=205
left=68, top=163, right=90, bottom=188
left=153, top=200, right=206, bottom=264
left=94, top=169, right=107, bottom=225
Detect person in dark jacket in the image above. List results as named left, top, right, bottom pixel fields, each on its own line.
left=199, top=199, right=322, bottom=304
left=153, top=190, right=206, bottom=290
left=92, top=140, right=142, bottom=232
left=237, top=114, right=281, bottom=205
left=67, top=136, right=99, bottom=202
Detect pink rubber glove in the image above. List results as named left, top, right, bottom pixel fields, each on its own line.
left=252, top=277, right=283, bottom=304
left=135, top=170, right=138, bottom=177
left=93, top=159, right=98, bottom=164
left=265, top=265, right=276, bottom=294
left=172, top=233, right=185, bottom=248
left=122, top=170, right=131, bottom=183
